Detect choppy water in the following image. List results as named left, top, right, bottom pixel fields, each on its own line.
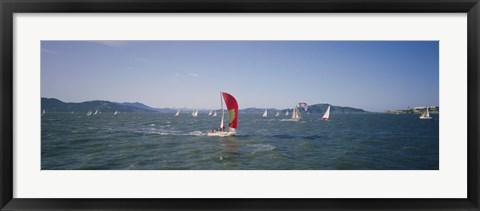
left=41, top=113, right=439, bottom=170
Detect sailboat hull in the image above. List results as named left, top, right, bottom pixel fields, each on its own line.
left=207, top=131, right=236, bottom=137
left=420, top=116, right=432, bottom=120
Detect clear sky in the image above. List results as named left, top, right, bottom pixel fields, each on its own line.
left=41, top=41, right=439, bottom=112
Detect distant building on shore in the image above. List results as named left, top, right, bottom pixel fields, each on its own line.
left=385, top=106, right=439, bottom=114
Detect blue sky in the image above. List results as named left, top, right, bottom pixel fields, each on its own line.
left=41, top=41, right=439, bottom=112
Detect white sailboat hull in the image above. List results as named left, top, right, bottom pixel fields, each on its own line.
left=420, top=116, right=432, bottom=119
left=207, top=131, right=236, bottom=137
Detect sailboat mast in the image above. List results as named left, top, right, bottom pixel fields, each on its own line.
left=220, top=92, right=225, bottom=129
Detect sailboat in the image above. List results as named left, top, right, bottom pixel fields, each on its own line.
left=114, top=111, right=118, bottom=115
left=291, top=105, right=301, bottom=121
left=262, top=109, right=268, bottom=117
left=87, top=111, right=92, bottom=116
left=419, top=106, right=432, bottom=120
left=175, top=109, right=180, bottom=117
left=42, top=109, right=45, bottom=116
left=207, top=92, right=238, bottom=137
left=208, top=110, right=213, bottom=116
left=285, top=110, right=289, bottom=116
left=213, top=111, right=217, bottom=117
left=275, top=112, right=280, bottom=117
left=192, top=109, right=198, bottom=117
left=93, top=110, right=99, bottom=115
left=322, top=105, right=331, bottom=120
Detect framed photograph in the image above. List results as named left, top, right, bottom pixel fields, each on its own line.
left=1, top=0, right=479, bottom=210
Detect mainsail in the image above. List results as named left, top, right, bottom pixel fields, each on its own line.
left=175, top=109, right=180, bottom=116
left=192, top=109, right=198, bottom=117
left=292, top=105, right=301, bottom=120
left=263, top=109, right=268, bottom=117
left=420, top=106, right=432, bottom=119
left=322, top=105, right=331, bottom=120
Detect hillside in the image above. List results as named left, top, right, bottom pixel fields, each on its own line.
left=41, top=98, right=157, bottom=113
left=239, top=104, right=367, bottom=114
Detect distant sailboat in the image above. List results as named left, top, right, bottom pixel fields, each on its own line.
left=42, top=109, right=45, bottom=116
left=322, top=105, right=331, bottom=120
left=175, top=109, right=180, bottom=117
left=419, top=106, right=432, bottom=120
left=275, top=112, right=280, bottom=117
left=114, top=111, right=118, bottom=115
left=285, top=110, right=289, bottom=116
left=208, top=110, right=213, bottom=116
left=87, top=111, right=92, bottom=116
left=93, top=110, right=99, bottom=115
left=262, top=109, right=268, bottom=117
left=291, top=105, right=301, bottom=121
left=208, top=92, right=238, bottom=137
left=192, top=109, right=198, bottom=117
left=213, top=111, right=217, bottom=117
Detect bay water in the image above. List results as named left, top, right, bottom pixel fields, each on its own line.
left=41, top=112, right=439, bottom=170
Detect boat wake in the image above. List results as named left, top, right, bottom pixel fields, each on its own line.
left=144, top=130, right=207, bottom=137
left=280, top=119, right=300, bottom=122
left=249, top=144, right=276, bottom=154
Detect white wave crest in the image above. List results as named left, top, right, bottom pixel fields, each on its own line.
left=250, top=144, right=276, bottom=154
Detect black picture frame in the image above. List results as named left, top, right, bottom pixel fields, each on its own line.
left=1, top=0, right=479, bottom=210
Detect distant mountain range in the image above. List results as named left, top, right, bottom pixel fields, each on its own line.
left=240, top=104, right=367, bottom=114
left=41, top=98, right=368, bottom=114
left=41, top=98, right=160, bottom=113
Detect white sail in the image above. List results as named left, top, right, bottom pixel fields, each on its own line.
left=114, top=111, right=118, bottom=115
left=42, top=109, right=45, bottom=116
left=420, top=106, right=432, bottom=119
left=175, top=109, right=180, bottom=116
left=94, top=110, right=98, bottom=115
left=275, top=112, right=279, bottom=117
left=322, top=105, right=331, bottom=120
left=285, top=110, right=289, bottom=116
left=263, top=109, right=268, bottom=117
left=192, top=109, right=198, bottom=117
left=213, top=111, right=217, bottom=117
left=291, top=106, right=301, bottom=120
left=87, top=111, right=92, bottom=116
left=208, top=110, right=212, bottom=116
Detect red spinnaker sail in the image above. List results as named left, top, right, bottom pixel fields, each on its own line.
left=222, top=92, right=238, bottom=129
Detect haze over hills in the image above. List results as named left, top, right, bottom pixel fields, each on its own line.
left=41, top=98, right=369, bottom=114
